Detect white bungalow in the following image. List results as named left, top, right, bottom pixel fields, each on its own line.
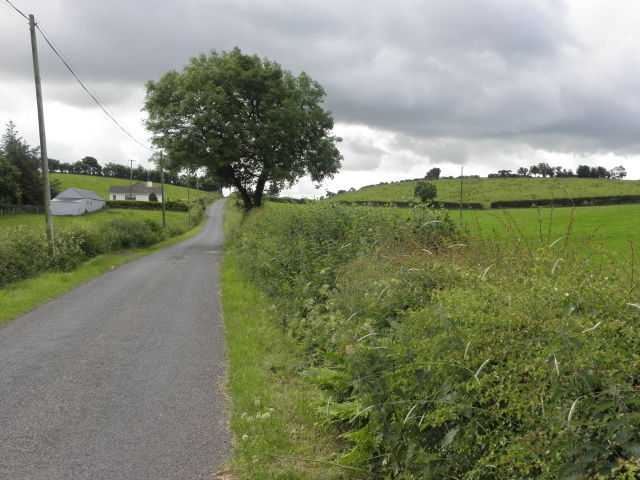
left=108, top=182, right=164, bottom=202
left=51, top=188, right=105, bottom=216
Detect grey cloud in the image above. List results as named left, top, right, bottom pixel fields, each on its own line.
left=2, top=0, right=639, bottom=179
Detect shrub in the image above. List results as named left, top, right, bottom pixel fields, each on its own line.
left=0, top=227, right=51, bottom=287
left=101, top=217, right=163, bottom=248
left=230, top=203, right=640, bottom=479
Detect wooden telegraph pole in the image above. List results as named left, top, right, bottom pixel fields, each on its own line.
left=29, top=14, right=55, bottom=258
left=160, top=152, right=166, bottom=229
left=459, top=166, right=463, bottom=224
left=129, top=159, right=135, bottom=200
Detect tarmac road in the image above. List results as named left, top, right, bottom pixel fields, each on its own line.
left=0, top=199, right=229, bottom=479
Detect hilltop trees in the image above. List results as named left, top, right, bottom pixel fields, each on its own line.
left=426, top=167, right=441, bottom=180
left=610, top=165, right=627, bottom=179
left=143, top=47, right=343, bottom=211
left=492, top=163, right=626, bottom=179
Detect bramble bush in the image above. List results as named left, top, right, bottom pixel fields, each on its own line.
left=231, top=202, right=640, bottom=479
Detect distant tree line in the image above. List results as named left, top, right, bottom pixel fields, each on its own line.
left=489, top=163, right=627, bottom=179
left=47, top=156, right=222, bottom=191
left=1, top=120, right=222, bottom=207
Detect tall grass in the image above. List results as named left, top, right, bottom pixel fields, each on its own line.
left=229, top=202, right=640, bottom=479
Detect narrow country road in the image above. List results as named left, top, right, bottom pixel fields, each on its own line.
left=0, top=199, right=229, bottom=480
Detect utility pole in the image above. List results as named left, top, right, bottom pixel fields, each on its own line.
left=186, top=175, right=191, bottom=226
left=129, top=159, right=135, bottom=200
left=29, top=14, right=55, bottom=258
left=160, top=152, right=166, bottom=229
left=459, top=166, right=464, bottom=224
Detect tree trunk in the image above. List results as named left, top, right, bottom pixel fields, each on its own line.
left=252, top=175, right=267, bottom=209
left=236, top=184, right=253, bottom=211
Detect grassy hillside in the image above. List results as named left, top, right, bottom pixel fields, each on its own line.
left=52, top=173, right=210, bottom=202
left=331, top=177, right=640, bottom=208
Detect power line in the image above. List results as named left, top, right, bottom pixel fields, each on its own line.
left=35, top=21, right=113, bottom=115
left=2, top=0, right=28, bottom=19
left=3, top=1, right=152, bottom=151
left=33, top=22, right=152, bottom=151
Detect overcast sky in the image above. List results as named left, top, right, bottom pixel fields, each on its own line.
left=1, top=0, right=639, bottom=197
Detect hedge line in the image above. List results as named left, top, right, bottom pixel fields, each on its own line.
left=106, top=200, right=188, bottom=211
left=267, top=197, right=484, bottom=209
left=270, top=195, right=640, bottom=210
left=491, top=194, right=640, bottom=209
left=0, top=205, right=204, bottom=288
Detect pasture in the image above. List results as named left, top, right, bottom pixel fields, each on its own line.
left=461, top=203, right=640, bottom=254
left=332, top=176, right=640, bottom=207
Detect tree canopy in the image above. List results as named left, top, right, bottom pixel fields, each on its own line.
left=1, top=121, right=43, bottom=205
left=143, top=47, right=343, bottom=210
left=0, top=156, right=22, bottom=206
left=414, top=181, right=437, bottom=203
left=426, top=167, right=441, bottom=180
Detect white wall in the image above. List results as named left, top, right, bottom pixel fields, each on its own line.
left=51, top=200, right=83, bottom=216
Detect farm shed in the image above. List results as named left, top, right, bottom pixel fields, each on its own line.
left=108, top=182, right=164, bottom=202
left=51, top=188, right=105, bottom=216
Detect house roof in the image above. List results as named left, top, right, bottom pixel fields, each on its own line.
left=54, top=187, right=104, bottom=201
left=108, top=182, right=163, bottom=195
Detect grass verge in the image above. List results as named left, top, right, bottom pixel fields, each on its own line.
left=221, top=207, right=368, bottom=480
left=0, top=220, right=205, bottom=326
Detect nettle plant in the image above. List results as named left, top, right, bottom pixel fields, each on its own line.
left=233, top=203, right=640, bottom=479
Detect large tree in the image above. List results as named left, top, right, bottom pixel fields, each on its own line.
left=0, top=121, right=42, bottom=205
left=143, top=47, right=343, bottom=210
left=0, top=156, right=22, bottom=206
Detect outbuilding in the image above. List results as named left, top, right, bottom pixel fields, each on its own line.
left=51, top=188, right=105, bottom=216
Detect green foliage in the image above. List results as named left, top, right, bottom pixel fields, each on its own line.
left=0, top=156, right=22, bottom=206
left=106, top=200, right=187, bottom=211
left=0, top=206, right=205, bottom=288
left=230, top=202, right=640, bottom=479
left=1, top=121, right=42, bottom=205
left=426, top=167, right=441, bottom=180
left=414, top=181, right=437, bottom=203
left=491, top=195, right=640, bottom=209
left=143, top=46, right=343, bottom=211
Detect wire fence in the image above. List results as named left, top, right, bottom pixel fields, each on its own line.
left=0, top=205, right=46, bottom=215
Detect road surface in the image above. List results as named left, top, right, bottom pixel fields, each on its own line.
left=0, top=199, right=229, bottom=479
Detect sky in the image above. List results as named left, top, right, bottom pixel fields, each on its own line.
left=1, top=0, right=639, bottom=197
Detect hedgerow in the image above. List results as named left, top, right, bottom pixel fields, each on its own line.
left=230, top=202, right=640, bottom=479
left=0, top=205, right=205, bottom=288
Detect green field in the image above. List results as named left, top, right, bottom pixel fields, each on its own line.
left=461, top=204, right=640, bottom=254
left=52, top=173, right=209, bottom=203
left=332, top=177, right=640, bottom=207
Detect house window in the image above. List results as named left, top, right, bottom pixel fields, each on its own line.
left=125, top=195, right=136, bottom=201
left=112, top=195, right=116, bottom=200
